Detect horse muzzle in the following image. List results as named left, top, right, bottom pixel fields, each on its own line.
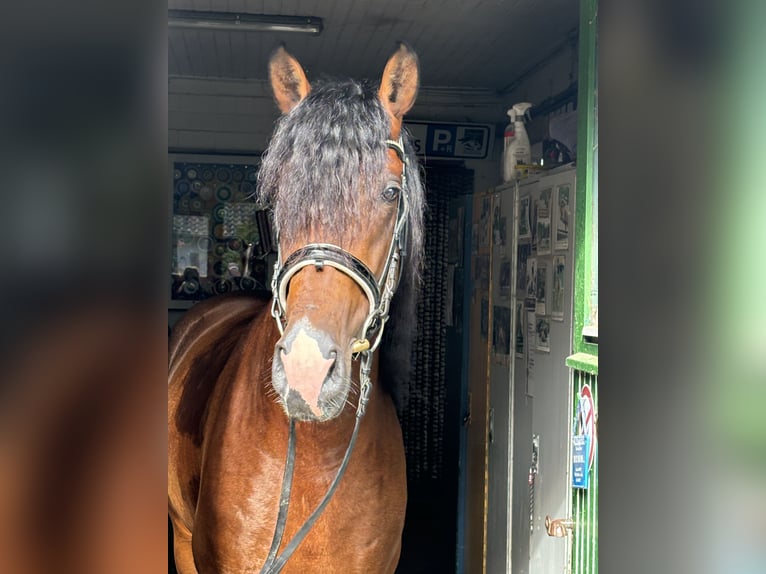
left=271, top=318, right=351, bottom=421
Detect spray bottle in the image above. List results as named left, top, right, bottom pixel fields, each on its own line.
left=502, top=102, right=533, bottom=182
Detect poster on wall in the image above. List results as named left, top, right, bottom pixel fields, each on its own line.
left=499, top=258, right=512, bottom=298
left=555, top=184, right=571, bottom=250
left=536, top=187, right=552, bottom=255
left=514, top=301, right=525, bottom=358
left=526, top=310, right=536, bottom=395
left=492, top=196, right=506, bottom=247
left=519, top=195, right=532, bottom=241
left=535, top=262, right=548, bottom=315
left=516, top=243, right=531, bottom=291
left=526, top=257, right=538, bottom=299
left=552, top=255, right=566, bottom=320
left=492, top=305, right=511, bottom=365
left=535, top=316, right=551, bottom=352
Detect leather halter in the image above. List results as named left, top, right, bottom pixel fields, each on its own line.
left=260, top=137, right=409, bottom=573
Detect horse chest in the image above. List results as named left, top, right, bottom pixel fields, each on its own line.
left=195, top=437, right=404, bottom=573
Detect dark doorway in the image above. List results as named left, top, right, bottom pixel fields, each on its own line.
left=396, top=163, right=474, bottom=573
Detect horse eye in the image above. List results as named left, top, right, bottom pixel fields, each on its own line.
left=382, top=185, right=401, bottom=202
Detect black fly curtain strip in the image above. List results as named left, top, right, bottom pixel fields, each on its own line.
left=402, top=165, right=473, bottom=482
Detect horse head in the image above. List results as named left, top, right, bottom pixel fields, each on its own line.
left=258, top=43, right=421, bottom=422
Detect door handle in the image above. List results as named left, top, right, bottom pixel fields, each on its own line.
left=545, top=515, right=574, bottom=537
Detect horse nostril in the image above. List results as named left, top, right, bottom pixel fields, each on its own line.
left=327, top=349, right=338, bottom=375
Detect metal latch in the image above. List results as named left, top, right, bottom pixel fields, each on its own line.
left=545, top=515, right=574, bottom=537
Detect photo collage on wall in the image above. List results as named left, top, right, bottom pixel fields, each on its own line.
left=515, top=182, right=571, bottom=360
left=491, top=193, right=513, bottom=366
left=170, top=160, right=274, bottom=306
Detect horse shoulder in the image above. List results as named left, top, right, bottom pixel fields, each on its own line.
left=169, top=294, right=270, bottom=528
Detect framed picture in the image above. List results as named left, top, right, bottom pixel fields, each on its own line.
left=169, top=154, right=275, bottom=309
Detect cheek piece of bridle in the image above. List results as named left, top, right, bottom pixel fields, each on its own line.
left=261, top=138, right=409, bottom=573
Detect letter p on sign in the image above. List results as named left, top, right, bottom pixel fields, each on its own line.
left=432, top=128, right=452, bottom=152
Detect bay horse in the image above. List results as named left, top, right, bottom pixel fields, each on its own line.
left=169, top=43, right=424, bottom=573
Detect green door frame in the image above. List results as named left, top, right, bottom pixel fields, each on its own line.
left=572, top=0, right=598, bottom=359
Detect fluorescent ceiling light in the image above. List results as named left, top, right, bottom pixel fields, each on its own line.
left=168, top=10, right=323, bottom=35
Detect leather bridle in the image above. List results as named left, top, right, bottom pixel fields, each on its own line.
left=270, top=137, right=409, bottom=353
left=260, top=137, right=409, bottom=573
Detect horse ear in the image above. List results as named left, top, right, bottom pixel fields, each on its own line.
left=269, top=45, right=311, bottom=114
left=378, top=43, right=419, bottom=129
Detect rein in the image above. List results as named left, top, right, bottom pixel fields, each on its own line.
left=261, top=138, right=408, bottom=573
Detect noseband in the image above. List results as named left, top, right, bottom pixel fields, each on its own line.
left=270, top=137, right=410, bottom=354
left=260, top=137, right=409, bottom=573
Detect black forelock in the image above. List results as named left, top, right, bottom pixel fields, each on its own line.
left=257, top=78, right=389, bottom=242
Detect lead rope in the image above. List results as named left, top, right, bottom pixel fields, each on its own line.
left=260, top=353, right=373, bottom=574
left=260, top=419, right=296, bottom=571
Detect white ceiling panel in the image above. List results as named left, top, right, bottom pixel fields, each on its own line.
left=168, top=0, right=579, bottom=92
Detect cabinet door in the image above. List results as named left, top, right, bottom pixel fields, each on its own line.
left=518, top=169, right=576, bottom=574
